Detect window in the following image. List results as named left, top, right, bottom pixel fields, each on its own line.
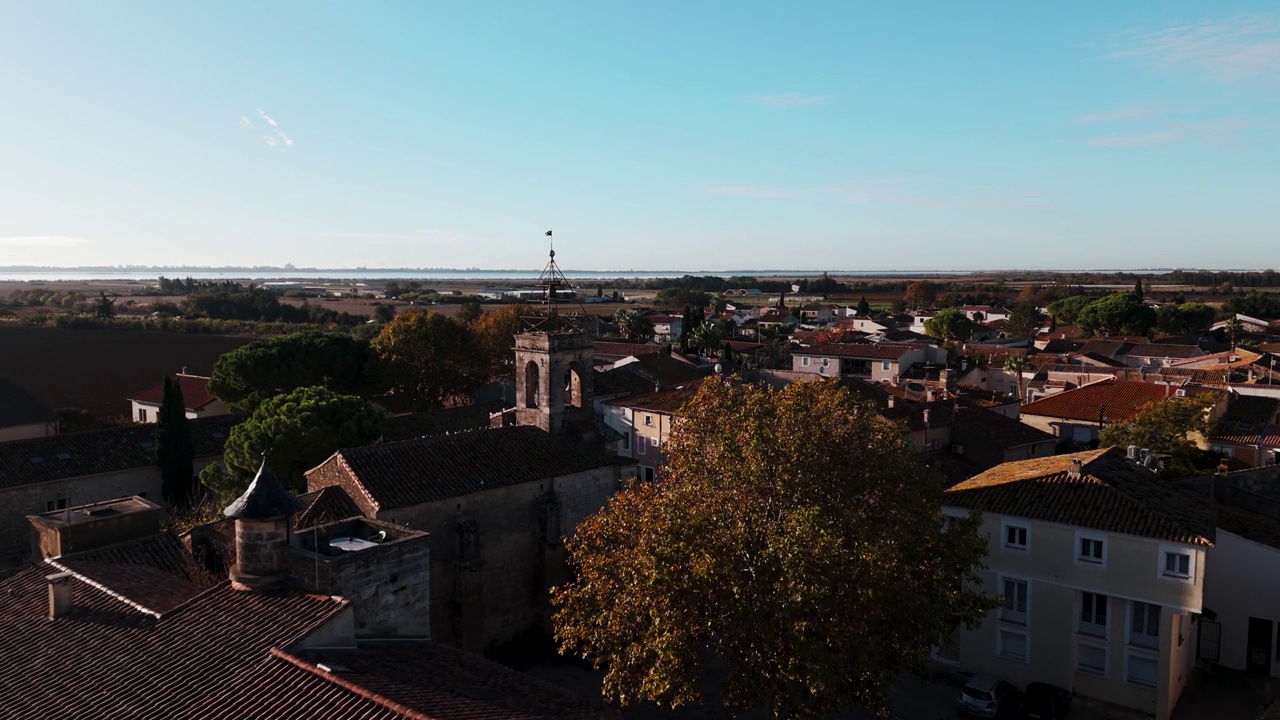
left=1163, top=551, right=1191, bottom=578
left=802, top=356, right=811, bottom=367
left=1077, top=533, right=1106, bottom=565
left=821, top=358, right=830, bottom=367
left=641, top=466, right=656, bottom=482
left=1080, top=592, right=1108, bottom=637
left=999, top=629, right=1028, bottom=662
left=1078, top=642, right=1108, bottom=676
left=45, top=498, right=67, bottom=512
left=620, top=432, right=631, bottom=452
left=137, top=407, right=146, bottom=422
left=636, top=434, right=646, bottom=455
left=1002, top=522, right=1028, bottom=551
left=643, top=414, right=654, bottom=427
left=1000, top=578, right=1028, bottom=625
left=1126, top=653, right=1157, bottom=688
left=881, top=361, right=891, bottom=371
left=1130, top=602, right=1160, bottom=648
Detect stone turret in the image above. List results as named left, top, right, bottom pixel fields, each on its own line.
left=223, top=459, right=306, bottom=591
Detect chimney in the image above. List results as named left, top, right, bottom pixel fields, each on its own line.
left=223, top=459, right=306, bottom=592
left=886, top=396, right=895, bottom=409
left=47, top=571, right=74, bottom=620
left=1068, top=458, right=1083, bottom=480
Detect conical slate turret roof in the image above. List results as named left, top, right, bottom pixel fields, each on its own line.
left=223, top=459, right=307, bottom=519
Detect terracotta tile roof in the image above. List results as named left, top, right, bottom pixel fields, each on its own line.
left=382, top=401, right=504, bottom=442
left=946, top=447, right=1215, bottom=546
left=954, top=385, right=1019, bottom=408
left=883, top=399, right=955, bottom=432
left=621, top=354, right=709, bottom=387
left=0, top=414, right=238, bottom=489
left=1078, top=340, right=1137, bottom=359
left=800, top=342, right=923, bottom=360
left=1127, top=344, right=1203, bottom=359
left=591, top=341, right=662, bottom=361
left=1041, top=339, right=1084, bottom=354
left=194, top=643, right=620, bottom=720
left=1020, top=379, right=1217, bottom=424
left=0, top=565, right=348, bottom=719
left=1216, top=502, right=1280, bottom=550
left=308, top=427, right=626, bottom=512
left=0, top=377, right=56, bottom=428
left=1212, top=394, right=1280, bottom=445
left=593, top=366, right=659, bottom=397
left=1077, top=352, right=1127, bottom=368
left=128, top=373, right=219, bottom=411
left=49, top=558, right=206, bottom=616
left=953, top=405, right=1056, bottom=449
left=605, top=380, right=704, bottom=414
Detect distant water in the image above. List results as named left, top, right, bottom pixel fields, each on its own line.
left=0, top=268, right=1186, bottom=283
left=0, top=269, right=974, bottom=283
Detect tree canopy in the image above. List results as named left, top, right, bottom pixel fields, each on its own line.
left=470, top=304, right=530, bottom=380
left=208, top=330, right=379, bottom=411
left=1047, top=294, right=1092, bottom=325
left=923, top=308, right=974, bottom=341
left=1076, top=293, right=1156, bottom=337
left=613, top=308, right=655, bottom=341
left=1003, top=302, right=1044, bottom=343
left=552, top=378, right=994, bottom=719
left=371, top=311, right=485, bottom=409
left=1155, top=302, right=1217, bottom=335
left=1099, top=396, right=1214, bottom=479
left=213, top=386, right=384, bottom=499
left=903, top=281, right=938, bottom=310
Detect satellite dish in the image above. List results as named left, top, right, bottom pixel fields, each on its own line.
left=714, top=364, right=723, bottom=374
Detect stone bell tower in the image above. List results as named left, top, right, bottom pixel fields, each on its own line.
left=513, top=241, right=594, bottom=434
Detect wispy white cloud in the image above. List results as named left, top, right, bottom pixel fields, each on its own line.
left=1086, top=116, right=1258, bottom=147
left=1109, top=13, right=1280, bottom=81
left=744, top=92, right=837, bottom=107
left=0, top=235, right=90, bottom=247
left=1077, top=100, right=1166, bottom=123
left=243, top=109, right=294, bottom=150
left=702, top=185, right=794, bottom=199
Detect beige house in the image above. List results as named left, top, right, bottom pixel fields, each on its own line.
left=792, top=343, right=929, bottom=383
left=603, top=381, right=703, bottom=483
left=942, top=449, right=1213, bottom=720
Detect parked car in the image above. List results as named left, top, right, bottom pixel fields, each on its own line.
left=956, top=674, right=1019, bottom=718
left=1018, top=682, right=1072, bottom=720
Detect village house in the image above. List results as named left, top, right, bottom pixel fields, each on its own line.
left=1209, top=394, right=1280, bottom=468
left=0, top=415, right=235, bottom=571
left=797, top=303, right=834, bottom=325
left=942, top=449, right=1212, bottom=720
left=959, top=304, right=1012, bottom=323
left=128, top=371, right=230, bottom=423
left=1017, top=379, right=1224, bottom=444
left=0, top=378, right=58, bottom=441
left=792, top=342, right=934, bottom=383
left=950, top=402, right=1057, bottom=470
left=647, top=314, right=683, bottom=342
left=603, top=381, right=703, bottom=482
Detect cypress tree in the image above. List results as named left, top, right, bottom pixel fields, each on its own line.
left=1133, top=278, right=1145, bottom=302
left=156, top=375, right=197, bottom=510
left=857, top=295, right=871, bottom=316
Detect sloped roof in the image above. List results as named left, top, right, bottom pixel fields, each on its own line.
left=953, top=405, right=1056, bottom=448
left=128, top=374, right=219, bottom=411
left=1127, top=344, right=1203, bottom=359
left=224, top=460, right=308, bottom=520
left=193, top=643, right=620, bottom=720
left=800, top=342, right=923, bottom=360
left=605, top=380, right=705, bottom=414
left=309, top=427, right=626, bottom=512
left=946, top=447, right=1215, bottom=546
left=592, top=341, right=662, bottom=361
left=0, top=414, right=238, bottom=489
left=622, top=353, right=709, bottom=387
left=1212, top=394, right=1280, bottom=445
left=382, top=401, right=504, bottom=442
left=0, top=378, right=56, bottom=429
left=0, top=565, right=348, bottom=719
left=1020, top=379, right=1216, bottom=423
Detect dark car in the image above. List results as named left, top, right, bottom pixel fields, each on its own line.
left=956, top=674, right=1019, bottom=718
left=1018, top=682, right=1072, bottom=720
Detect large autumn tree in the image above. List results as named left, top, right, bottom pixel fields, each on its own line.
left=470, top=304, right=534, bottom=379
left=552, top=378, right=994, bottom=719
left=371, top=310, right=485, bottom=409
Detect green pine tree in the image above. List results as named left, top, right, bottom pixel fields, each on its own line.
left=155, top=376, right=197, bottom=510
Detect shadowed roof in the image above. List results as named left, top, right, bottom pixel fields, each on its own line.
left=308, top=426, right=627, bottom=512
left=0, top=378, right=56, bottom=428
left=946, top=447, right=1214, bottom=546
left=1019, top=379, right=1218, bottom=423
left=224, top=460, right=307, bottom=519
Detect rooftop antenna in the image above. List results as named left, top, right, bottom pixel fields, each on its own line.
left=529, top=230, right=588, bottom=331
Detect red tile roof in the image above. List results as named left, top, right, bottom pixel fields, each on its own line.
left=592, top=341, right=662, bottom=361
left=1020, top=379, right=1217, bottom=424
left=193, top=644, right=620, bottom=720
left=1212, top=394, right=1280, bottom=445
left=128, top=373, right=219, bottom=411
left=0, top=565, right=348, bottom=719
left=605, top=380, right=704, bottom=414
left=307, top=427, right=627, bottom=512
left=946, top=448, right=1215, bottom=546
left=1127, top=344, right=1203, bottom=359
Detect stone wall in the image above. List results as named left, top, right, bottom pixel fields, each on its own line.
left=286, top=518, right=431, bottom=638
left=374, top=464, right=622, bottom=652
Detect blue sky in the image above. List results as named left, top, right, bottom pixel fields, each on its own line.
left=1, top=1, right=1277, bottom=271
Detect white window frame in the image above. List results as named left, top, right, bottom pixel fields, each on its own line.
left=802, top=356, right=811, bottom=367
left=1159, top=544, right=1194, bottom=582
left=1001, top=520, right=1029, bottom=552
left=999, top=575, right=1029, bottom=626
left=1079, top=591, right=1109, bottom=639
left=1124, top=650, right=1159, bottom=689
left=998, top=628, right=1030, bottom=664
left=1128, top=601, right=1161, bottom=649
left=1075, top=530, right=1107, bottom=567
left=1077, top=639, right=1109, bottom=677
left=881, top=361, right=891, bottom=371
left=821, top=357, right=830, bottom=367
left=620, top=432, right=631, bottom=452
left=636, top=434, right=646, bottom=455
left=643, top=414, right=654, bottom=427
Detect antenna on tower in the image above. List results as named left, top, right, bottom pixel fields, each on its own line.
left=527, top=230, right=589, bottom=332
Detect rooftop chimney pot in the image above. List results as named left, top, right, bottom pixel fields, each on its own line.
left=46, top=571, right=74, bottom=620
left=1069, top=458, right=1083, bottom=480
